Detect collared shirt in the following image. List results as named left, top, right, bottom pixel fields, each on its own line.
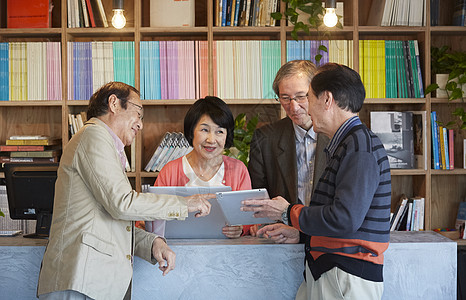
left=325, top=115, right=362, bottom=161
left=101, top=122, right=126, bottom=169
left=293, top=123, right=317, bottom=205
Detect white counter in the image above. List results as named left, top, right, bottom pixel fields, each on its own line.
left=0, top=231, right=457, bottom=300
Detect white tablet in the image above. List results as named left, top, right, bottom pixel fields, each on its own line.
left=216, top=188, right=275, bottom=226
left=148, top=186, right=232, bottom=239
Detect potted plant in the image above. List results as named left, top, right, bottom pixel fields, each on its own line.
left=425, top=46, right=466, bottom=101
left=224, top=113, right=259, bottom=167
left=425, top=46, right=466, bottom=130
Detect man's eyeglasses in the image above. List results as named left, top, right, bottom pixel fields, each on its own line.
left=275, top=94, right=308, bottom=104
left=127, top=101, right=144, bottom=120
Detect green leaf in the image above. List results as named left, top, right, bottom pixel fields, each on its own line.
left=315, top=54, right=322, bottom=62
left=449, top=88, right=463, bottom=100
left=0, top=209, right=4, bottom=217
left=318, top=45, right=328, bottom=52
left=424, top=83, right=439, bottom=95
left=291, top=30, right=298, bottom=41
left=271, top=12, right=282, bottom=21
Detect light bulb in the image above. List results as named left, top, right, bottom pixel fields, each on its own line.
left=112, top=9, right=126, bottom=29
left=323, top=8, right=338, bottom=28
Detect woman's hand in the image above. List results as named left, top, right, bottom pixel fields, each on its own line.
left=222, top=225, right=243, bottom=239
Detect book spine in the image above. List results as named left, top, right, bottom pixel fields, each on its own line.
left=449, top=129, right=455, bottom=169
left=439, top=126, right=446, bottom=169
left=431, top=111, right=440, bottom=169
left=443, top=127, right=450, bottom=170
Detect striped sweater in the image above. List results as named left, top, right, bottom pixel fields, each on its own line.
left=289, top=117, right=391, bottom=282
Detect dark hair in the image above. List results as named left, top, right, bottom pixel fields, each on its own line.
left=272, top=60, right=317, bottom=96
left=184, top=96, right=234, bottom=148
left=310, top=63, right=366, bottom=113
left=87, top=82, right=140, bottom=119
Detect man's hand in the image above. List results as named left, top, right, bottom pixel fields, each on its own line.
left=257, top=223, right=299, bottom=244
left=241, top=196, right=289, bottom=220
left=186, top=193, right=213, bottom=217
left=152, top=237, right=176, bottom=276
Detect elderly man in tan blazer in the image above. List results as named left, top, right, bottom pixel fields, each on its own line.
left=37, top=82, right=212, bottom=300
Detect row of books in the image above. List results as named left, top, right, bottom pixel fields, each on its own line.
left=390, top=194, right=425, bottom=232
left=215, top=0, right=279, bottom=27
left=381, top=0, right=426, bottom=26
left=0, top=135, right=61, bottom=164
left=431, top=111, right=455, bottom=170
left=144, top=132, right=193, bottom=172
left=286, top=40, right=354, bottom=69
left=0, top=42, right=62, bottom=101
left=68, top=112, right=87, bottom=137
left=359, top=40, right=424, bottom=99
left=371, top=111, right=427, bottom=170
left=67, top=41, right=134, bottom=101
left=68, top=0, right=108, bottom=28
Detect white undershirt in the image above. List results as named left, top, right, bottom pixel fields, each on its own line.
left=182, top=155, right=225, bottom=187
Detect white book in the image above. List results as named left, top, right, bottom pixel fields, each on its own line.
left=390, top=196, right=408, bottom=231
left=150, top=0, right=195, bottom=27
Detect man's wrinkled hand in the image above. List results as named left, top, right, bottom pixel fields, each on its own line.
left=186, top=193, right=213, bottom=217
left=241, top=196, right=289, bottom=220
left=152, top=237, right=176, bottom=276
left=257, top=223, right=299, bottom=244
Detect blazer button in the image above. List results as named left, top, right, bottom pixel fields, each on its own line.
left=126, top=226, right=131, bottom=232
left=126, top=255, right=131, bottom=261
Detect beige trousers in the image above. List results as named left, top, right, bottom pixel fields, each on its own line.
left=295, top=264, right=383, bottom=300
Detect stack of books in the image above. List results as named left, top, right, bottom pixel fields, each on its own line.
left=144, top=133, right=192, bottom=172
left=67, top=0, right=108, bottom=28
left=0, top=135, right=61, bottom=163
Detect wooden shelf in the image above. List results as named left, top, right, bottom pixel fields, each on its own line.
left=0, top=0, right=464, bottom=233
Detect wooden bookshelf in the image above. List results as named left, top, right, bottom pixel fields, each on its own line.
left=0, top=0, right=465, bottom=234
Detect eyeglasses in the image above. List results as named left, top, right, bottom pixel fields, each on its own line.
left=275, top=94, right=308, bottom=104
left=127, top=101, right=144, bottom=120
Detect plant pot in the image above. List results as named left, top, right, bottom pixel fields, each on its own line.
left=435, top=74, right=449, bottom=98
left=435, top=74, right=466, bottom=99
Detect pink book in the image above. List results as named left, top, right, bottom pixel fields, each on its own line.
left=212, top=41, right=217, bottom=96
left=187, top=41, right=195, bottom=100
left=449, top=129, right=454, bottom=169
left=195, top=41, right=200, bottom=99
left=159, top=41, right=167, bottom=100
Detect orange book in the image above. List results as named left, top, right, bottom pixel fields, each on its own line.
left=7, top=0, right=50, bottom=28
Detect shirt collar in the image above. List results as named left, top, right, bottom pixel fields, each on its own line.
left=101, top=122, right=125, bottom=155
left=325, top=115, right=361, bottom=158
left=293, top=122, right=317, bottom=143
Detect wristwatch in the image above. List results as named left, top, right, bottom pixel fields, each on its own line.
left=281, top=205, right=290, bottom=225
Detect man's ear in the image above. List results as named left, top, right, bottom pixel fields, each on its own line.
left=323, top=91, right=334, bottom=110
left=108, top=94, right=120, bottom=114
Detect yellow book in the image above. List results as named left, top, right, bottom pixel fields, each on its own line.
left=439, top=126, right=446, bottom=170
left=6, top=138, right=61, bottom=146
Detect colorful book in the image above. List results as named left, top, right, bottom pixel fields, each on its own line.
left=449, top=129, right=455, bottom=169
left=6, top=138, right=61, bottom=146
left=10, top=150, right=61, bottom=158
left=7, top=0, right=50, bottom=28
left=0, top=145, right=57, bottom=152
left=431, top=111, right=440, bottom=169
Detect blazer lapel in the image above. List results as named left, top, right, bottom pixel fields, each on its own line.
left=277, top=119, right=298, bottom=204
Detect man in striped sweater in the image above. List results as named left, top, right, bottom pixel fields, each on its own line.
left=243, top=63, right=391, bottom=300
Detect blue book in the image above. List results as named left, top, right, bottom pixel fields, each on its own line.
left=221, top=0, right=227, bottom=27
left=140, top=42, right=146, bottom=99
left=443, top=127, right=450, bottom=170
left=0, top=43, right=9, bottom=101
left=431, top=111, right=440, bottom=169
left=233, top=0, right=241, bottom=26
left=152, top=41, right=161, bottom=100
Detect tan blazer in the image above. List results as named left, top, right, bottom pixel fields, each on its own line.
left=38, top=118, right=188, bottom=299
